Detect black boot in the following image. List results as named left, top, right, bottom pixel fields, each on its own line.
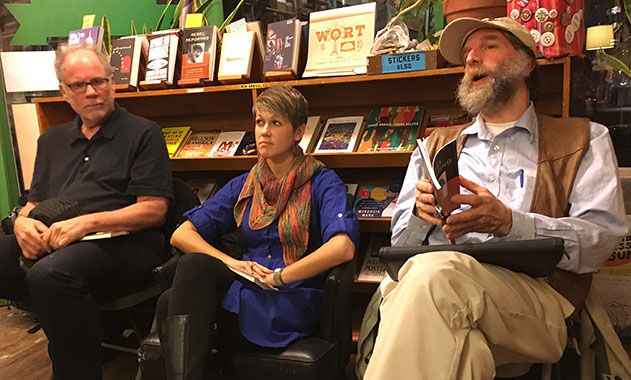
left=160, top=314, right=210, bottom=380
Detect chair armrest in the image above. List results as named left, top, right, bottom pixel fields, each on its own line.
left=317, top=258, right=355, bottom=373
left=153, top=249, right=183, bottom=291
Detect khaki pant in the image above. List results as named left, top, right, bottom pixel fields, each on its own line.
left=364, top=252, right=575, bottom=380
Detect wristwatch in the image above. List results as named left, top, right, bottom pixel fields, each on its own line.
left=273, top=267, right=286, bottom=287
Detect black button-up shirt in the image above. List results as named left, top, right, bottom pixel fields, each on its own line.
left=29, top=104, right=173, bottom=213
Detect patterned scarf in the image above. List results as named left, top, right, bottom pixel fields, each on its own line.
left=234, top=154, right=324, bottom=265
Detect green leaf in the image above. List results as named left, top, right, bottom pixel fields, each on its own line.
left=131, top=20, right=137, bottom=36
left=624, top=0, right=631, bottom=27
left=599, top=50, right=631, bottom=78
left=219, top=0, right=245, bottom=34
left=197, top=0, right=224, bottom=28
left=170, top=0, right=187, bottom=29
left=156, top=0, right=175, bottom=31
left=101, top=15, right=111, bottom=57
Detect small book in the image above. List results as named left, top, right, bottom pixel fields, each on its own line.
left=68, top=26, right=104, bottom=51
left=353, top=181, right=401, bottom=218
left=357, top=233, right=390, bottom=283
left=217, top=31, right=258, bottom=84
left=161, top=126, right=192, bottom=158
left=110, top=35, right=149, bottom=91
left=141, top=29, right=181, bottom=89
left=423, top=113, right=470, bottom=138
left=235, top=131, right=256, bottom=156
left=209, top=131, right=246, bottom=157
left=298, top=116, right=323, bottom=153
left=264, top=18, right=302, bottom=80
left=356, top=106, right=424, bottom=152
left=418, top=137, right=461, bottom=219
left=314, top=116, right=364, bottom=153
left=80, top=231, right=130, bottom=241
left=185, top=178, right=218, bottom=203
left=345, top=183, right=358, bottom=199
left=179, top=25, right=220, bottom=86
left=228, top=265, right=278, bottom=291
left=176, top=129, right=222, bottom=158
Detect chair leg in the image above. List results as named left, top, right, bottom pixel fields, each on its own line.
left=160, top=315, right=210, bottom=380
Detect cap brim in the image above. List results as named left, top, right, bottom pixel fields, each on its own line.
left=439, top=17, right=514, bottom=65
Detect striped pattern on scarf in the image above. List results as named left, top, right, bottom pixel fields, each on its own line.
left=233, top=154, right=324, bottom=265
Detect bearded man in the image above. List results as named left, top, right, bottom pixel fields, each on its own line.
left=361, top=17, right=627, bottom=379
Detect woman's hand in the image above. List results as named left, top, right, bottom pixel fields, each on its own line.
left=228, top=258, right=273, bottom=279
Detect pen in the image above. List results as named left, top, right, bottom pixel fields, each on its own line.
left=519, top=169, right=524, bottom=188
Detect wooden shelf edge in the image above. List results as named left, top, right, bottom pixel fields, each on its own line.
left=33, top=57, right=565, bottom=105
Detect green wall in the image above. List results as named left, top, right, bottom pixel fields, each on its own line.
left=0, top=73, right=20, bottom=217
left=6, top=0, right=176, bottom=46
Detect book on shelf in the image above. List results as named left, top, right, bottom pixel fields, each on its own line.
left=418, top=137, right=461, bottom=219
left=178, top=25, right=219, bottom=86
left=235, top=131, right=257, bottom=156
left=298, top=116, right=323, bottom=154
left=110, top=35, right=149, bottom=91
left=314, top=116, right=364, bottom=153
left=185, top=178, right=218, bottom=203
left=228, top=265, right=278, bottom=291
left=423, top=113, right=470, bottom=138
left=176, top=129, right=221, bottom=158
left=217, top=31, right=262, bottom=84
left=161, top=126, right=192, bottom=158
left=68, top=26, right=104, bottom=51
left=140, top=29, right=181, bottom=89
left=356, top=106, right=424, bottom=152
left=353, top=180, right=402, bottom=218
left=345, top=183, right=358, bottom=199
left=303, top=2, right=376, bottom=78
left=357, top=233, right=391, bottom=283
left=209, top=131, right=247, bottom=157
left=264, top=18, right=303, bottom=80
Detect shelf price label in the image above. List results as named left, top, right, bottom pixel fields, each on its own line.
left=381, top=52, right=426, bottom=74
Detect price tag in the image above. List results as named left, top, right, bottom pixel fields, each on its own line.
left=82, top=14, right=96, bottom=28
left=381, top=52, right=426, bottom=73
left=240, top=83, right=265, bottom=89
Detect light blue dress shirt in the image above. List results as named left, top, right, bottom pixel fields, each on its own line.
left=391, top=104, right=627, bottom=274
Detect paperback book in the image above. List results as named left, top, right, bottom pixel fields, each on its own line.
left=217, top=31, right=257, bottom=84
left=298, top=116, right=323, bottom=154
left=356, top=106, right=424, bottom=152
left=228, top=265, right=278, bottom=291
left=179, top=25, right=219, bottom=86
left=423, top=113, right=470, bottom=138
left=110, top=35, right=148, bottom=91
left=142, top=29, right=181, bottom=88
left=176, top=129, right=221, bottom=158
left=357, top=233, right=390, bottom=283
left=303, top=3, right=376, bottom=77
left=161, top=126, right=192, bottom=158
left=235, top=131, right=256, bottom=156
left=314, top=116, right=363, bottom=153
left=209, top=131, right=246, bottom=157
left=353, top=180, right=402, bottom=218
left=264, top=18, right=302, bottom=80
left=68, top=26, right=104, bottom=50
left=418, top=137, right=461, bottom=219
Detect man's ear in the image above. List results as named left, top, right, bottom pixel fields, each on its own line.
left=59, top=84, right=68, bottom=100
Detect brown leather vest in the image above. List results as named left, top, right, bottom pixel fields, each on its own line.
left=425, top=113, right=592, bottom=309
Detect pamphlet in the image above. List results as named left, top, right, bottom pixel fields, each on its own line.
left=228, top=265, right=278, bottom=291
left=418, top=138, right=460, bottom=218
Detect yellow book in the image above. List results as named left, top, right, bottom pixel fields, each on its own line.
left=161, top=126, right=192, bottom=158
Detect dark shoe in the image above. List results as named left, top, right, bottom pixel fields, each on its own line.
left=160, top=314, right=210, bottom=380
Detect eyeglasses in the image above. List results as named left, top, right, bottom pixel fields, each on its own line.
left=64, top=77, right=110, bottom=93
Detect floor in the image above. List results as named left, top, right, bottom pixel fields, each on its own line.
left=0, top=306, right=138, bottom=380
left=0, top=305, right=359, bottom=380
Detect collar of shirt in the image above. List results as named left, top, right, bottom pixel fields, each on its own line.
left=460, top=103, right=538, bottom=144
left=69, top=102, right=123, bottom=144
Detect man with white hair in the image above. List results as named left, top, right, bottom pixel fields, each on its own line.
left=363, top=17, right=627, bottom=379
left=0, top=46, right=172, bottom=380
